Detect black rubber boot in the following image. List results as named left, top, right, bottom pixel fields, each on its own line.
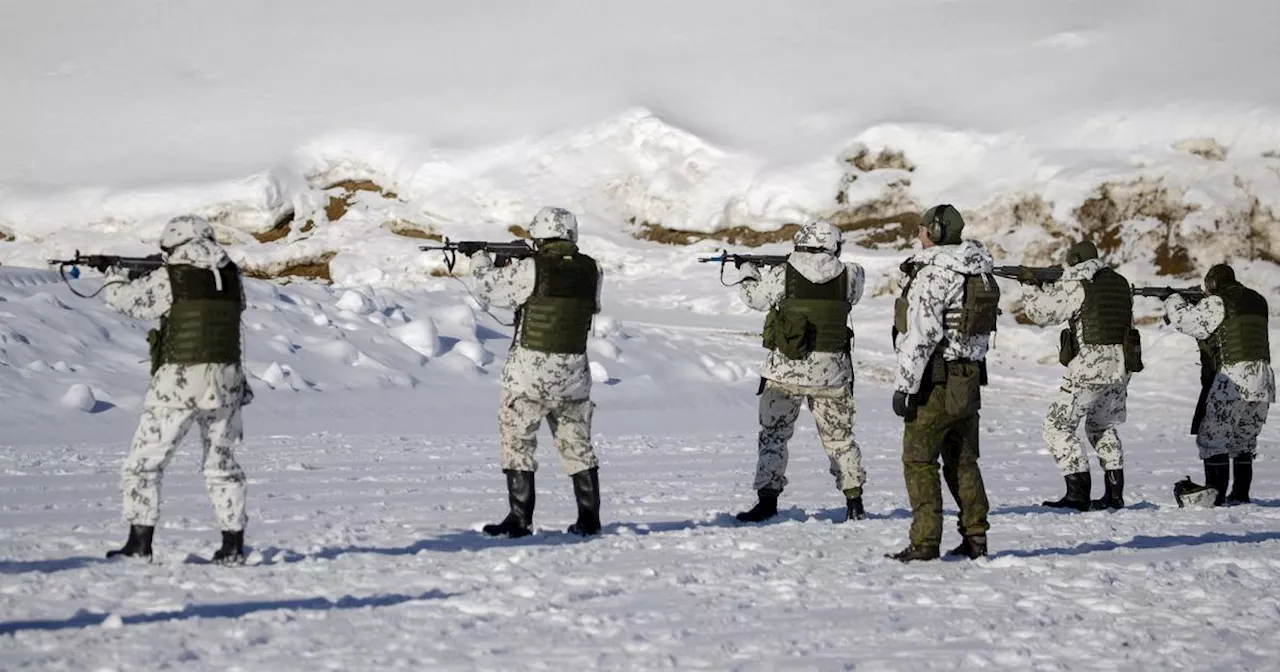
left=887, top=544, right=941, bottom=563
left=106, top=524, right=154, bottom=560
left=567, top=467, right=602, bottom=536
left=736, top=489, right=780, bottom=522
left=1227, top=453, right=1253, bottom=505
left=844, top=496, right=866, bottom=522
left=1042, top=472, right=1092, bottom=511
left=946, top=535, right=988, bottom=560
left=483, top=470, right=535, bottom=538
left=212, top=530, right=246, bottom=565
left=1204, top=456, right=1230, bottom=507
left=1090, top=469, right=1125, bottom=510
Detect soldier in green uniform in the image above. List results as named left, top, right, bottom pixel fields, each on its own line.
left=889, top=205, right=998, bottom=562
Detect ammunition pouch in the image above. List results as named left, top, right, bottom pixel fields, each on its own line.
left=1059, top=327, right=1079, bottom=367
left=763, top=307, right=815, bottom=360
left=943, top=274, right=1001, bottom=337
left=920, top=349, right=985, bottom=419
left=1124, top=327, right=1144, bottom=373
left=147, top=318, right=166, bottom=376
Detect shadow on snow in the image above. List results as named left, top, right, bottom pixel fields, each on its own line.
left=265, top=510, right=812, bottom=563
left=0, top=556, right=109, bottom=575
left=0, top=589, right=455, bottom=636
left=992, top=530, right=1280, bottom=559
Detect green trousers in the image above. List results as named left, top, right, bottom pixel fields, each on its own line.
left=902, top=376, right=991, bottom=548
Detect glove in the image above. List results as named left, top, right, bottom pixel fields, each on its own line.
left=456, top=242, right=486, bottom=256
left=1016, top=266, right=1042, bottom=287
left=899, top=259, right=915, bottom=276
left=738, top=262, right=761, bottom=282
left=892, top=391, right=917, bottom=421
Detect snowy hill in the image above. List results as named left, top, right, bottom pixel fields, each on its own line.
left=4, top=1, right=1280, bottom=287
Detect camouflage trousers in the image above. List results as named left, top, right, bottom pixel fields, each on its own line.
left=121, top=405, right=248, bottom=530
left=1197, top=381, right=1271, bottom=459
left=498, top=390, right=598, bottom=475
left=902, top=373, right=990, bottom=549
left=1043, top=382, right=1126, bottom=476
left=753, top=380, right=865, bottom=493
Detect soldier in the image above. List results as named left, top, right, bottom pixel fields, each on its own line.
left=471, top=207, right=604, bottom=537
left=1165, top=264, right=1274, bottom=505
left=1020, top=241, right=1135, bottom=511
left=889, top=204, right=997, bottom=562
left=734, top=219, right=868, bottom=523
left=101, top=215, right=253, bottom=564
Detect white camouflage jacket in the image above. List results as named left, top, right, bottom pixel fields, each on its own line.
left=103, top=238, right=252, bottom=410
left=1022, top=258, right=1129, bottom=387
left=893, top=240, right=994, bottom=394
left=739, top=251, right=865, bottom=388
left=1166, top=294, right=1276, bottom=403
left=471, top=250, right=603, bottom=400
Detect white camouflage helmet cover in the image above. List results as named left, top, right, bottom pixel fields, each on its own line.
left=158, top=215, right=216, bottom=251
left=527, top=206, right=578, bottom=242
left=793, top=218, right=842, bottom=253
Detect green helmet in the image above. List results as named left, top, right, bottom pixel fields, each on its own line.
left=1065, top=241, right=1099, bottom=266
left=1204, top=264, right=1237, bottom=295
left=921, top=204, right=965, bottom=245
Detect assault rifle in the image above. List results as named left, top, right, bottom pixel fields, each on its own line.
left=697, top=250, right=789, bottom=286
left=47, top=251, right=165, bottom=298
left=420, top=238, right=534, bottom=273
left=1131, top=286, right=1207, bottom=303
left=991, top=266, right=1063, bottom=285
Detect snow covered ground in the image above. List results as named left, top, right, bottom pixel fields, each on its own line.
left=5, top=0, right=1280, bottom=669
left=3, top=261, right=1279, bottom=670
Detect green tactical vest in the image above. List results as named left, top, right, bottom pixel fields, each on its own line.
left=157, top=263, right=244, bottom=368
left=893, top=264, right=1000, bottom=339
left=768, top=264, right=850, bottom=354
left=517, top=242, right=599, bottom=355
left=1209, top=282, right=1270, bottom=368
left=944, top=274, right=1001, bottom=336
left=1078, top=268, right=1132, bottom=345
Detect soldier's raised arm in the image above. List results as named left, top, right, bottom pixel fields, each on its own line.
left=1165, top=294, right=1225, bottom=340
left=471, top=252, right=535, bottom=309
left=103, top=266, right=173, bottom=321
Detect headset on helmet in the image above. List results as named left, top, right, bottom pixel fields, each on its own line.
left=924, top=204, right=952, bottom=244
left=1204, top=264, right=1236, bottom=295
left=1065, top=241, right=1099, bottom=267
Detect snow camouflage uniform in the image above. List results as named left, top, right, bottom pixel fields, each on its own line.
left=1022, top=253, right=1133, bottom=510
left=102, top=215, right=252, bottom=560
left=471, top=206, right=604, bottom=536
left=891, top=206, right=995, bottom=561
left=736, top=220, right=867, bottom=523
left=1166, top=265, right=1275, bottom=505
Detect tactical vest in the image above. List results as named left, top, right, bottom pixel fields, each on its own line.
left=158, top=264, right=243, bottom=367
left=517, top=243, right=599, bottom=355
left=771, top=264, right=851, bottom=354
left=894, top=261, right=999, bottom=358
left=1209, top=283, right=1270, bottom=368
left=894, top=264, right=1000, bottom=339
left=1077, top=268, right=1132, bottom=345
left=945, top=274, right=1001, bottom=336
